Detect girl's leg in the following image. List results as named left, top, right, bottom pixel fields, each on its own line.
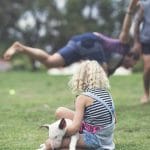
left=55, top=107, right=75, bottom=120
left=3, top=41, right=65, bottom=68
left=45, top=134, right=87, bottom=150
left=45, top=108, right=87, bottom=150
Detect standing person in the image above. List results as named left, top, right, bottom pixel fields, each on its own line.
left=132, top=0, right=150, bottom=103
left=44, top=60, right=116, bottom=150
left=3, top=0, right=139, bottom=76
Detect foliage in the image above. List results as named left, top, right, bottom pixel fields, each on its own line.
left=0, top=0, right=131, bottom=70
left=0, top=0, right=128, bottom=50
left=0, top=72, right=150, bottom=149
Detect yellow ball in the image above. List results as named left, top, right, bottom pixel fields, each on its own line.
left=9, top=89, right=16, bottom=95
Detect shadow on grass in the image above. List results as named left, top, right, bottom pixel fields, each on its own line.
left=115, top=103, right=150, bottom=150
left=116, top=143, right=148, bottom=150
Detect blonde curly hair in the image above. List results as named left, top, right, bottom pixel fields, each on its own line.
left=68, top=60, right=110, bottom=94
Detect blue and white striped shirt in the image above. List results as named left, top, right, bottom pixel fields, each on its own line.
left=82, top=88, right=115, bottom=127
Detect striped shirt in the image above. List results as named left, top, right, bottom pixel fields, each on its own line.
left=82, top=88, right=114, bottom=127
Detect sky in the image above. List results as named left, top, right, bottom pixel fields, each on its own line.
left=55, top=0, right=66, bottom=10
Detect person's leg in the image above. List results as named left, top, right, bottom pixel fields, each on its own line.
left=3, top=41, right=65, bottom=68
left=55, top=107, right=75, bottom=120
left=43, top=108, right=86, bottom=150
left=141, top=54, right=150, bottom=103
left=45, top=134, right=87, bottom=150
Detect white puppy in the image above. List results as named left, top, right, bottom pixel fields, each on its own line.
left=37, top=118, right=79, bottom=150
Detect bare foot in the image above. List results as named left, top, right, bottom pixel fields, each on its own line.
left=140, top=94, right=149, bottom=104
left=3, top=42, right=22, bottom=60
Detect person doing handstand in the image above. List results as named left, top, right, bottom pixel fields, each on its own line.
left=3, top=0, right=139, bottom=76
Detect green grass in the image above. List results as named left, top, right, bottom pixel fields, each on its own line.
left=0, top=71, right=150, bottom=150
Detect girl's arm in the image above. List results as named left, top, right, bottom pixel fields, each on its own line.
left=66, top=95, right=88, bottom=135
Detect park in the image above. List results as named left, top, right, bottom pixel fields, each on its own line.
left=0, top=72, right=150, bottom=149
left=0, top=0, right=150, bottom=149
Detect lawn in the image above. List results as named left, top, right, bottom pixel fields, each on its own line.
left=0, top=71, right=150, bottom=150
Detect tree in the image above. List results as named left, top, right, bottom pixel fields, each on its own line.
left=0, top=0, right=127, bottom=70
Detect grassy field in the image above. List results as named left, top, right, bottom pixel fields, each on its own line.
left=0, top=71, right=150, bottom=150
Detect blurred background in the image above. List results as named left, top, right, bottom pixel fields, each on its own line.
left=0, top=0, right=142, bottom=72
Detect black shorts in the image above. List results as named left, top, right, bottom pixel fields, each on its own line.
left=141, top=43, right=150, bottom=54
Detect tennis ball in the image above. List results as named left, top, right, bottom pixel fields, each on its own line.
left=9, top=89, right=16, bottom=95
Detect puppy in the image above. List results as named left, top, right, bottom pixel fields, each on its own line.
left=37, top=118, right=79, bottom=150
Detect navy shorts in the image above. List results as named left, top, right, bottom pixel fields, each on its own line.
left=141, top=43, right=150, bottom=54
left=58, top=33, right=106, bottom=66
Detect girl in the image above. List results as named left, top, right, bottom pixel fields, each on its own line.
left=45, top=60, right=116, bottom=150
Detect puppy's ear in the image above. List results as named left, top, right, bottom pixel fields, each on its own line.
left=59, top=118, right=66, bottom=129
left=40, top=124, right=50, bottom=130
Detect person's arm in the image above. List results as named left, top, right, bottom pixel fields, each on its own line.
left=66, top=95, right=87, bottom=135
left=133, top=6, right=143, bottom=43
left=119, top=0, right=139, bottom=44
left=102, top=62, right=108, bottom=75
left=132, top=5, right=144, bottom=53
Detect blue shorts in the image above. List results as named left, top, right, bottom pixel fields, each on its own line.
left=81, top=123, right=115, bottom=150
left=141, top=43, right=150, bottom=54
left=81, top=130, right=100, bottom=149
left=58, top=33, right=106, bottom=66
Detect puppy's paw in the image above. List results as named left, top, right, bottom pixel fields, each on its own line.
left=40, top=144, right=45, bottom=148
left=36, top=143, right=46, bottom=150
